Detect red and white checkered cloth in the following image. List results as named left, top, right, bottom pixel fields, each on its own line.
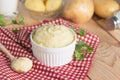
left=0, top=18, right=99, bottom=80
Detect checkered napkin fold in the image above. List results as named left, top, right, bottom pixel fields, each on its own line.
left=0, top=18, right=99, bottom=80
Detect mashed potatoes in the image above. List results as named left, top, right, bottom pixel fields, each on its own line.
left=11, top=57, right=33, bottom=73
left=32, top=24, right=75, bottom=48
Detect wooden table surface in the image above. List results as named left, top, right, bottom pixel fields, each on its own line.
left=4, top=1, right=120, bottom=80
left=81, top=19, right=120, bottom=80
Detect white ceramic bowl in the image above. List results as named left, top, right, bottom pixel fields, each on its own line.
left=30, top=26, right=76, bottom=67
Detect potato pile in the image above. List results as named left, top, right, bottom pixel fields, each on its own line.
left=24, top=0, right=120, bottom=23
left=63, top=0, right=120, bottom=23
left=24, top=0, right=62, bottom=12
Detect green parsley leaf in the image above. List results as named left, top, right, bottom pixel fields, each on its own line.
left=77, top=29, right=86, bottom=36
left=0, top=14, right=4, bottom=21
left=75, top=45, right=81, bottom=51
left=12, top=20, right=18, bottom=24
left=12, top=29, right=19, bottom=34
left=13, top=12, right=17, bottom=15
left=0, top=21, right=6, bottom=26
left=75, top=50, right=84, bottom=60
left=77, top=41, right=86, bottom=47
left=11, top=16, right=24, bottom=25
left=18, top=16, right=24, bottom=25
left=70, top=26, right=74, bottom=30
left=86, top=45, right=93, bottom=53
left=74, top=41, right=93, bottom=60
left=0, top=14, right=6, bottom=26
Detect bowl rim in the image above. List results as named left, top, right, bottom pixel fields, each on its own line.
left=30, top=25, right=77, bottom=50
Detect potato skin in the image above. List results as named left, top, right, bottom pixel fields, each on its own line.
left=63, top=0, right=94, bottom=24
left=25, top=0, right=62, bottom=12
left=46, top=0, right=62, bottom=11
left=94, top=0, right=120, bottom=18
left=25, top=0, right=45, bottom=12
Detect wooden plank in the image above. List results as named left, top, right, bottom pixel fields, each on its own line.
left=97, top=19, right=120, bottom=42
left=79, top=18, right=120, bottom=80
left=79, top=19, right=119, bottom=45
left=88, top=43, right=120, bottom=80
left=85, top=76, right=91, bottom=80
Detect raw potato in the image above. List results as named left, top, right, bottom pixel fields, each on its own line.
left=94, top=0, right=120, bottom=18
left=46, top=0, right=62, bottom=11
left=25, top=0, right=45, bottom=12
left=24, top=0, right=62, bottom=12
left=11, top=57, right=33, bottom=73
left=63, top=0, right=94, bottom=23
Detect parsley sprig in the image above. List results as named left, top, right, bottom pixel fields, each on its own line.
left=70, top=26, right=86, bottom=36
left=12, top=28, right=19, bottom=34
left=77, top=29, right=86, bottom=36
left=70, top=26, right=93, bottom=60
left=12, top=13, right=24, bottom=25
left=12, top=16, right=24, bottom=25
left=0, top=14, right=6, bottom=26
left=75, top=41, right=93, bottom=60
left=0, top=13, right=24, bottom=27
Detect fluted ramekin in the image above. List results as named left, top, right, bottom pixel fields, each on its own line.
left=30, top=26, right=76, bottom=67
